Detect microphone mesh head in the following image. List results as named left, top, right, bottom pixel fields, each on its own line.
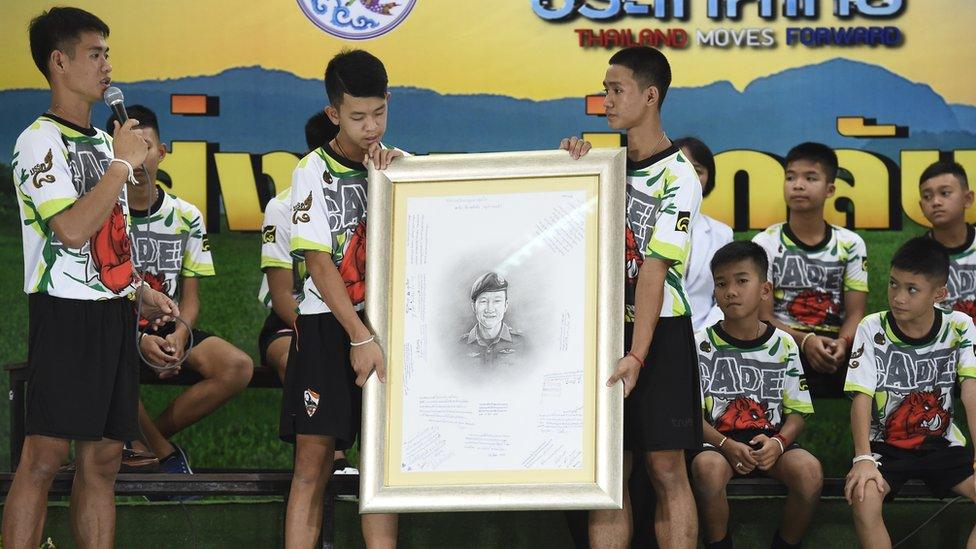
left=103, top=86, right=124, bottom=106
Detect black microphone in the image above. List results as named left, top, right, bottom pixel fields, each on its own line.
left=102, top=86, right=150, bottom=186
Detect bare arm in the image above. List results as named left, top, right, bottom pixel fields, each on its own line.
left=266, top=267, right=299, bottom=327
left=834, top=290, right=868, bottom=360
left=608, top=258, right=667, bottom=396
left=776, top=412, right=805, bottom=446
left=305, top=250, right=384, bottom=385
left=845, top=392, right=887, bottom=503
left=961, top=380, right=976, bottom=453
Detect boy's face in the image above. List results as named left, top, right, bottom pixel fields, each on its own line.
left=52, top=31, right=112, bottom=104
left=326, top=93, right=389, bottom=152
left=784, top=159, right=834, bottom=213
left=919, top=174, right=973, bottom=228
left=602, top=65, right=656, bottom=131
left=887, top=267, right=947, bottom=323
left=132, top=127, right=166, bottom=187
left=712, top=259, right=771, bottom=322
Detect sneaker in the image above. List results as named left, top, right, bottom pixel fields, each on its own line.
left=153, top=445, right=199, bottom=502
left=332, top=458, right=359, bottom=476
left=159, top=444, right=193, bottom=475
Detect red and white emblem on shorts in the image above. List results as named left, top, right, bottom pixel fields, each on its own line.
left=304, top=388, right=320, bottom=417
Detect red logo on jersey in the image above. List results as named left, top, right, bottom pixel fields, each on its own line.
left=715, top=396, right=773, bottom=433
left=953, top=300, right=976, bottom=322
left=885, top=391, right=950, bottom=450
left=338, top=220, right=367, bottom=304
left=625, top=226, right=643, bottom=284
left=787, top=290, right=839, bottom=327
left=90, top=203, right=134, bottom=293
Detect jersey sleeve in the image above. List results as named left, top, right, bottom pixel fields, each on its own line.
left=782, top=336, right=815, bottom=415
left=14, top=125, right=78, bottom=222
left=645, top=169, right=701, bottom=267
left=844, top=319, right=879, bottom=396
left=843, top=233, right=869, bottom=293
left=289, top=158, right=333, bottom=258
left=954, top=314, right=976, bottom=380
left=179, top=201, right=215, bottom=278
left=751, top=230, right=777, bottom=282
left=261, top=198, right=293, bottom=270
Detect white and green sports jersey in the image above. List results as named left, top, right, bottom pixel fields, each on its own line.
left=696, top=323, right=814, bottom=434
left=290, top=144, right=372, bottom=316
left=13, top=114, right=138, bottom=299
left=932, top=225, right=976, bottom=323
left=130, top=187, right=214, bottom=300
left=625, top=146, right=702, bottom=320
left=752, top=223, right=868, bottom=334
left=257, top=186, right=304, bottom=307
left=844, top=310, right=976, bottom=449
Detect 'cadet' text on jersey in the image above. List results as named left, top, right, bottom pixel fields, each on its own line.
left=290, top=143, right=372, bottom=315
left=13, top=114, right=137, bottom=299
left=844, top=310, right=976, bottom=449
left=697, top=323, right=814, bottom=433
left=130, top=187, right=215, bottom=300
left=933, top=225, right=976, bottom=322
left=625, top=146, right=702, bottom=320
left=753, top=223, right=868, bottom=334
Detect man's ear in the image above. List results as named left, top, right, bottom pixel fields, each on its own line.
left=325, top=105, right=340, bottom=126
left=935, top=285, right=949, bottom=304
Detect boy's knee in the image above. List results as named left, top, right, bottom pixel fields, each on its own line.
left=648, top=452, right=689, bottom=489
left=691, top=457, right=727, bottom=494
left=790, top=458, right=823, bottom=498
left=216, top=351, right=254, bottom=390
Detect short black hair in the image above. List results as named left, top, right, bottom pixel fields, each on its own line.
left=305, top=111, right=339, bottom=151
left=608, top=46, right=671, bottom=110
left=324, top=49, right=388, bottom=108
left=29, top=7, right=110, bottom=81
left=890, top=237, right=950, bottom=286
left=919, top=160, right=969, bottom=190
left=785, top=142, right=838, bottom=183
left=673, top=137, right=716, bottom=197
left=710, top=241, right=769, bottom=282
left=106, top=104, right=159, bottom=139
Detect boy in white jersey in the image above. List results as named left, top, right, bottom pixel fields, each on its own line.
left=258, top=111, right=338, bottom=381
left=107, top=105, right=253, bottom=475
left=280, top=50, right=400, bottom=548
left=753, top=142, right=868, bottom=397
left=258, top=111, right=358, bottom=474
left=845, top=238, right=976, bottom=548
left=562, top=46, right=703, bottom=549
left=691, top=241, right=821, bottom=549
left=3, top=8, right=177, bottom=547
left=918, top=161, right=976, bottom=322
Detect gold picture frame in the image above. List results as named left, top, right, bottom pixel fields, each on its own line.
left=362, top=149, right=626, bottom=513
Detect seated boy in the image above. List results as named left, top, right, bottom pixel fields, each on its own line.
left=107, top=105, right=253, bottom=473
left=918, top=161, right=976, bottom=321
left=845, top=237, right=976, bottom=548
left=753, top=142, right=868, bottom=397
left=692, top=241, right=822, bottom=549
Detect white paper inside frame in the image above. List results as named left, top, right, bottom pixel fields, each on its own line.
left=398, top=189, right=591, bottom=473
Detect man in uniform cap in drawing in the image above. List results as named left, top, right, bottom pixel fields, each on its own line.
left=460, top=272, right=523, bottom=364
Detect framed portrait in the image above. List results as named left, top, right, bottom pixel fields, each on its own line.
left=361, top=149, right=626, bottom=513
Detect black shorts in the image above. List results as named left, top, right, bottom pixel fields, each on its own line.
left=688, top=428, right=801, bottom=479
left=26, top=293, right=140, bottom=441
left=139, top=321, right=213, bottom=369
left=279, top=312, right=361, bottom=450
left=872, top=440, right=975, bottom=499
left=623, top=317, right=703, bottom=452
left=258, top=310, right=293, bottom=366
left=798, top=331, right=847, bottom=398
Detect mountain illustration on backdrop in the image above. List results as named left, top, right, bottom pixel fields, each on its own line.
left=1, top=58, right=973, bottom=164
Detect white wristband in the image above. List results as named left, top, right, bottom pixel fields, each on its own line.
left=110, top=158, right=136, bottom=185
left=772, top=436, right=785, bottom=455
left=351, top=335, right=375, bottom=347
left=852, top=453, right=882, bottom=467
